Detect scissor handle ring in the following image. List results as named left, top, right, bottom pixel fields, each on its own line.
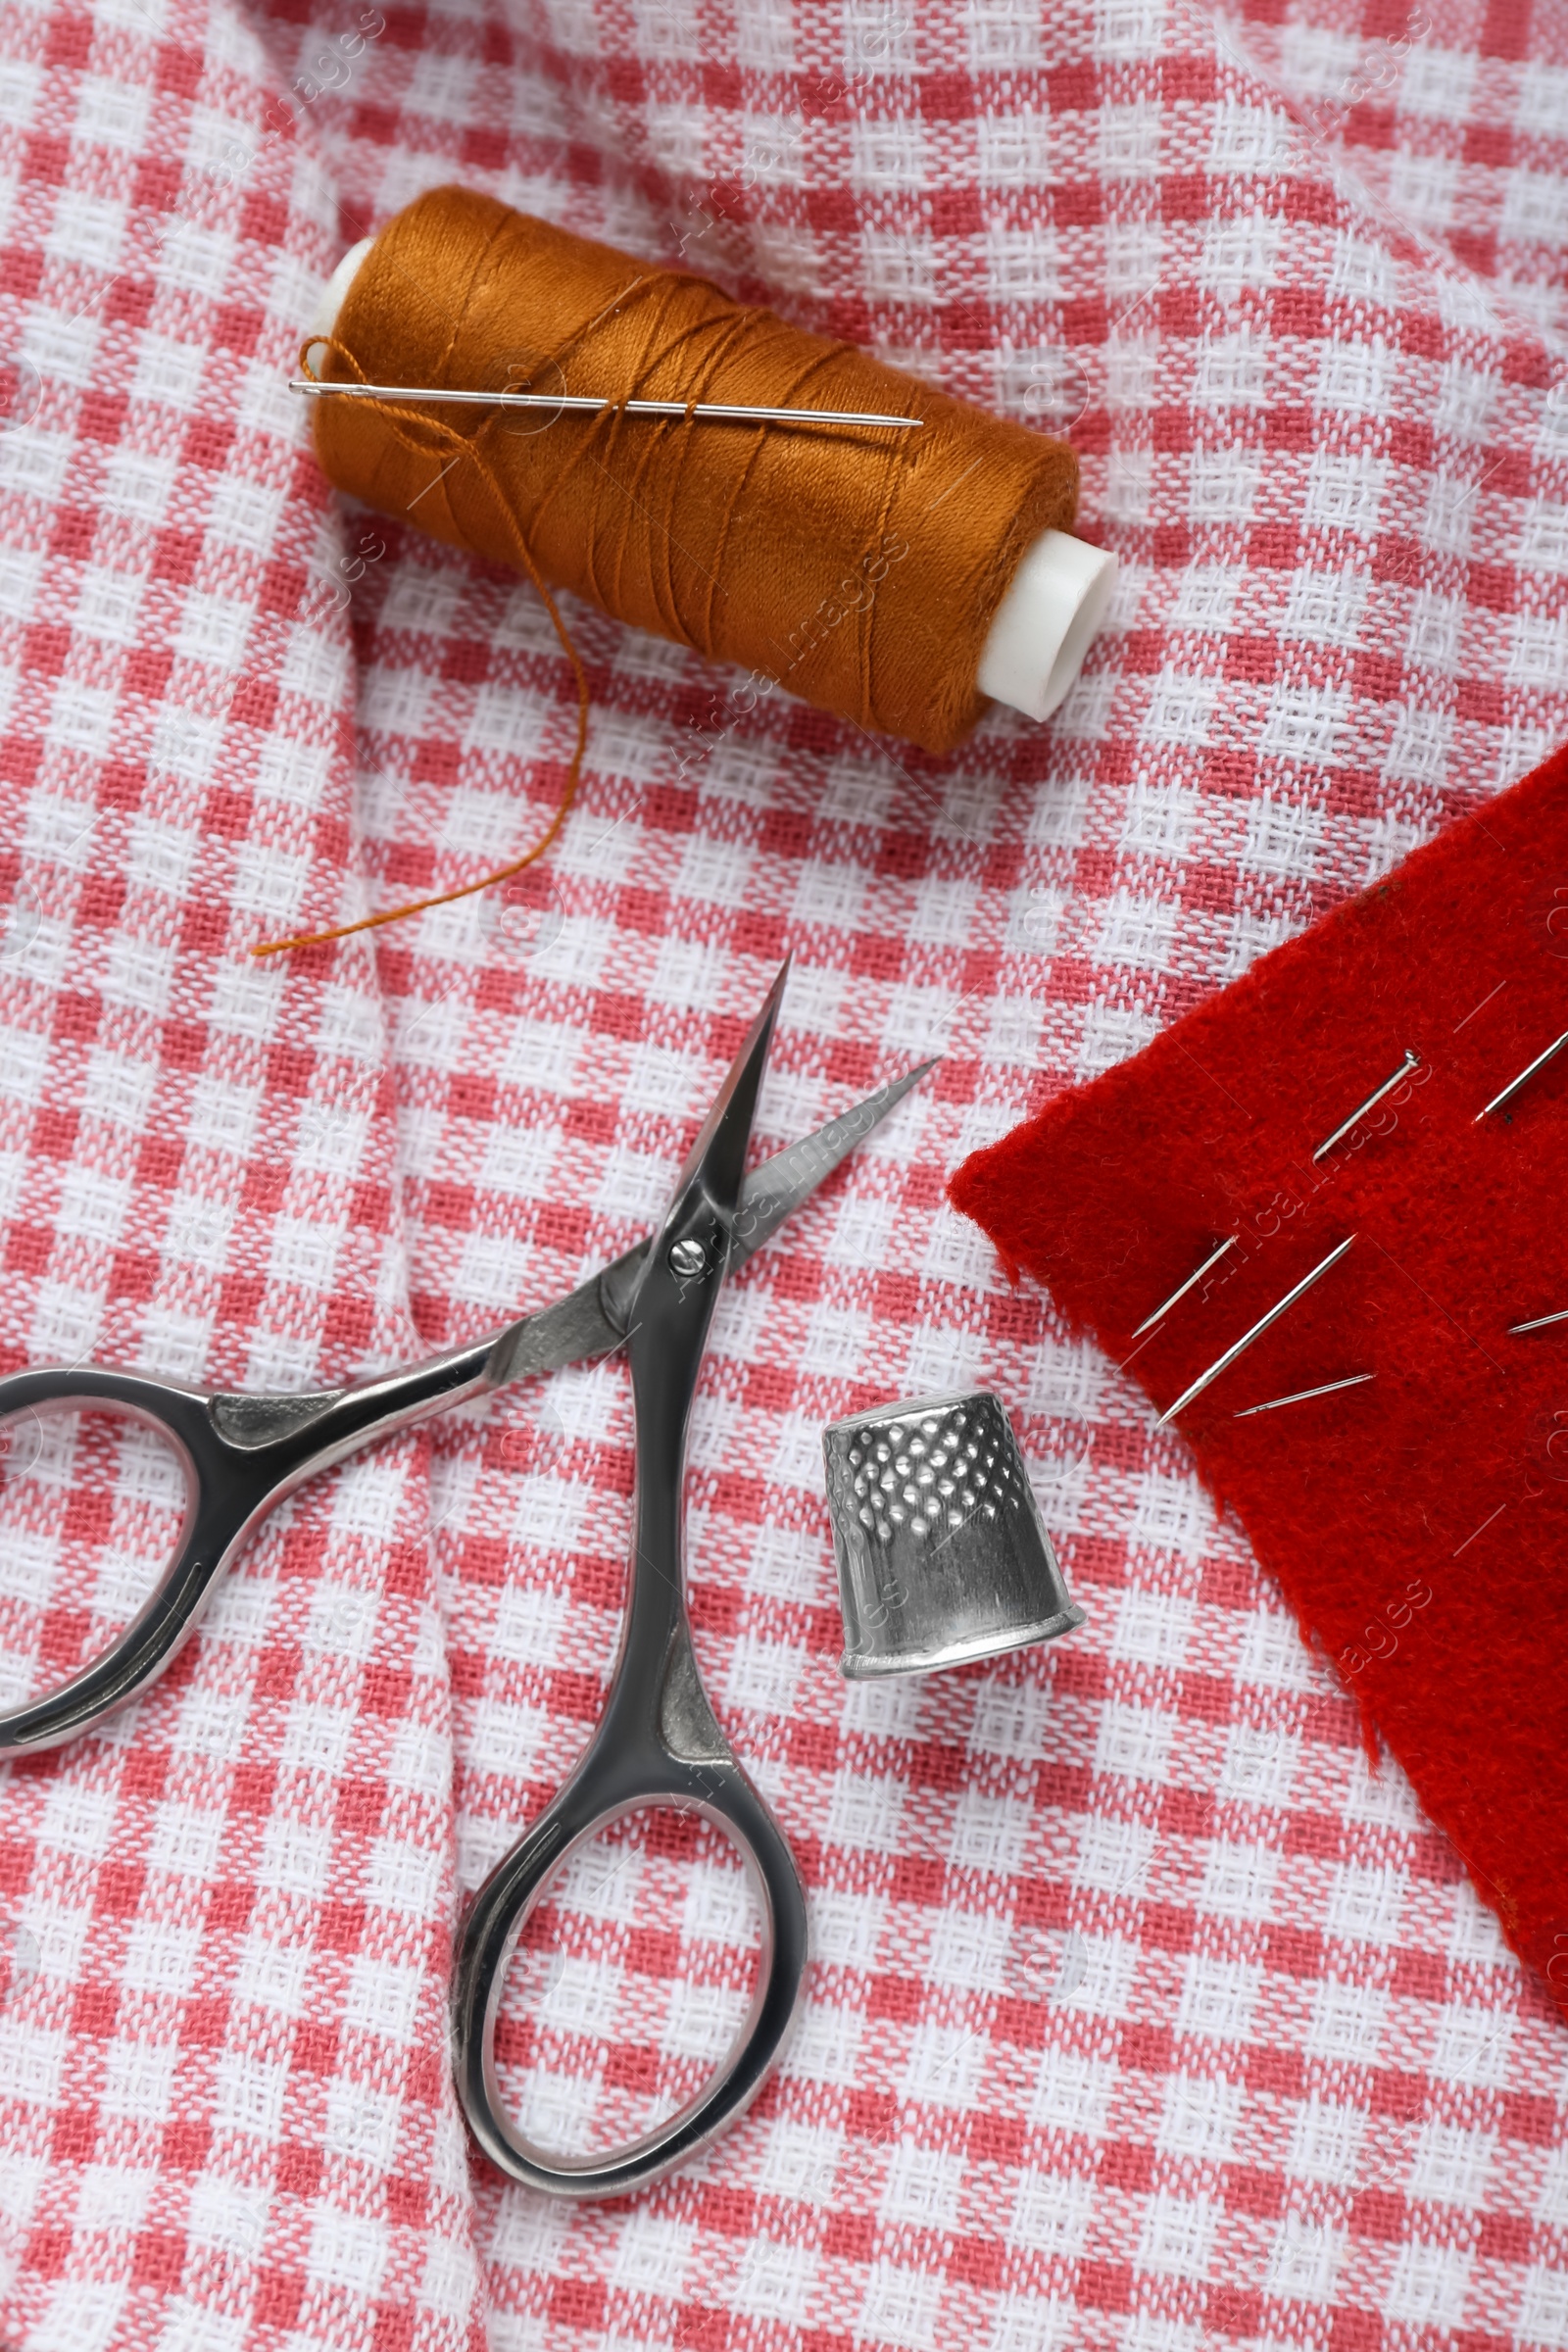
left=0, top=1366, right=254, bottom=1758
left=451, top=1745, right=808, bottom=2201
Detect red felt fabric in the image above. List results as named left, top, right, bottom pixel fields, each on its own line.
left=950, top=742, right=1568, bottom=2020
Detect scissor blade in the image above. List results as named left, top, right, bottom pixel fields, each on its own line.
left=672, top=962, right=791, bottom=1218
left=728, top=1056, right=938, bottom=1269
left=481, top=1053, right=938, bottom=1389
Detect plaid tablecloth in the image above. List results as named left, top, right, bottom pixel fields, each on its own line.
left=1, top=0, right=1566, bottom=2346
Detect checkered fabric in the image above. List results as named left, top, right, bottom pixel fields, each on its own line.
left=2, top=0, right=1567, bottom=2346
left=1210, top=0, right=1568, bottom=343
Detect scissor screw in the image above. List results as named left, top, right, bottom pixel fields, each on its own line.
left=668, top=1238, right=708, bottom=1279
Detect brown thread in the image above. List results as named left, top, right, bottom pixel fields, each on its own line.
left=252, top=332, right=590, bottom=956
left=263, top=185, right=1079, bottom=956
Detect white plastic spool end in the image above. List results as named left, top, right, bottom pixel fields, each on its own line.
left=976, top=528, right=1118, bottom=723
left=302, top=235, right=376, bottom=375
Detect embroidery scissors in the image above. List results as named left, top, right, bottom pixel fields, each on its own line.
left=0, top=962, right=932, bottom=2197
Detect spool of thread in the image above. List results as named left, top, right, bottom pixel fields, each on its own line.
left=303, top=187, right=1115, bottom=755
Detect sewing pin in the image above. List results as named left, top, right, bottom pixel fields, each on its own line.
left=1507, top=1305, right=1568, bottom=1335
left=1473, top=1027, right=1568, bottom=1123
left=1312, top=1050, right=1419, bottom=1161
left=1234, top=1371, right=1375, bottom=1418
left=289, top=380, right=925, bottom=431
left=1154, top=1235, right=1356, bottom=1427
left=1132, top=1236, right=1239, bottom=1337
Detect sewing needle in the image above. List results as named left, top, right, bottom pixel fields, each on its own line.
left=1155, top=1235, right=1357, bottom=1427
left=1234, top=1371, right=1375, bottom=1418
left=1473, top=1026, right=1568, bottom=1123
left=289, top=380, right=925, bottom=431
left=1312, top=1050, right=1419, bottom=1161
left=1132, top=1236, right=1238, bottom=1337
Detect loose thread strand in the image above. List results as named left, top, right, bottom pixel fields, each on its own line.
left=252, top=337, right=592, bottom=957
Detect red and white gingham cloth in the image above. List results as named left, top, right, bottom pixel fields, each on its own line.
left=2, top=0, right=1568, bottom=2346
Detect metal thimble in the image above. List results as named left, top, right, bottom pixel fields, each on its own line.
left=822, top=1390, right=1086, bottom=1679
